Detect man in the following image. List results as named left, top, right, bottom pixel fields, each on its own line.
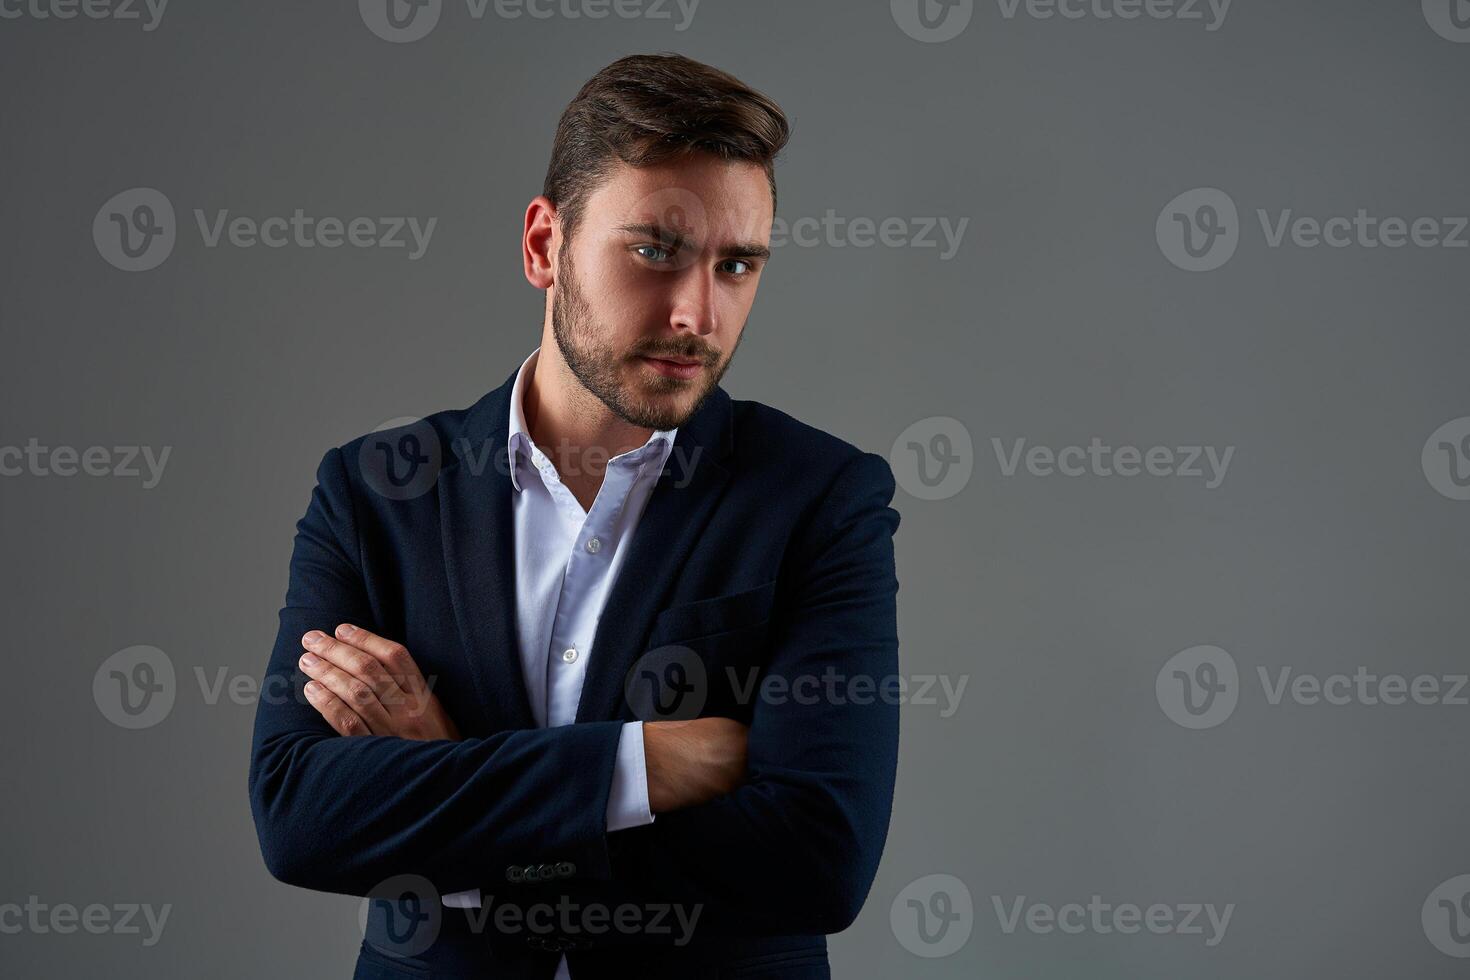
left=248, top=52, right=901, bottom=979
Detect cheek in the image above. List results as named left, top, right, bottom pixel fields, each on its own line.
left=576, top=259, right=657, bottom=321
left=599, top=272, right=682, bottom=328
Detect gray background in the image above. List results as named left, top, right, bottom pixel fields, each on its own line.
left=3, top=0, right=1468, bottom=976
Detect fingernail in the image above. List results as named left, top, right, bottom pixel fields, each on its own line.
left=336, top=624, right=357, bottom=639
left=305, top=681, right=322, bottom=696
left=303, top=631, right=326, bottom=647
left=300, top=653, right=319, bottom=667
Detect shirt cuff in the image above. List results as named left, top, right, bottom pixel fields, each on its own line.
left=605, top=721, right=655, bottom=832
left=443, top=888, right=481, bottom=908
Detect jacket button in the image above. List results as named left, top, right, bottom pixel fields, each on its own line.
left=506, top=865, right=524, bottom=883
left=538, top=862, right=555, bottom=879
left=555, top=861, right=575, bottom=878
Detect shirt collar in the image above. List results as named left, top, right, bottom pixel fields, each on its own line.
left=506, top=346, right=678, bottom=493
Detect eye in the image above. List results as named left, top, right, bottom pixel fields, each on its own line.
left=720, top=259, right=755, bottom=276
left=634, top=245, right=673, bottom=263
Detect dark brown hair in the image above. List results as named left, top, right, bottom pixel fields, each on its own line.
left=543, top=53, right=791, bottom=242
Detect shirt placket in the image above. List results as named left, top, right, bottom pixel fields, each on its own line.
left=539, top=447, right=651, bottom=727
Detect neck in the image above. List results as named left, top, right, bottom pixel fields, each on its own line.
left=523, top=345, right=654, bottom=478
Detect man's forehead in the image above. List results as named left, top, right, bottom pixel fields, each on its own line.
left=617, top=208, right=771, bottom=242
left=588, top=160, right=772, bottom=237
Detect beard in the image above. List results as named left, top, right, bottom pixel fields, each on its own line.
left=550, top=240, right=737, bottom=431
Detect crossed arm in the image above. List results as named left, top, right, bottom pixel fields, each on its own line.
left=248, top=446, right=899, bottom=934
left=293, top=620, right=748, bottom=816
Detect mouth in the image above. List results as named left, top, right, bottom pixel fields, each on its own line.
left=639, top=355, right=705, bottom=380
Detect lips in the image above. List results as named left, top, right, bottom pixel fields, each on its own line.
left=639, top=355, right=704, bottom=379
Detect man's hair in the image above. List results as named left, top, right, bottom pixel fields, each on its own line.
left=543, top=52, right=791, bottom=243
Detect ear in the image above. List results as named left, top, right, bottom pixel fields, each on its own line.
left=522, top=195, right=558, bottom=290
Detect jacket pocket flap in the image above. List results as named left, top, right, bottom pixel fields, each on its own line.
left=648, top=580, right=778, bottom=647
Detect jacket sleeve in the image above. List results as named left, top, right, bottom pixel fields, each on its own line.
left=604, top=450, right=903, bottom=935
left=247, top=447, right=624, bottom=897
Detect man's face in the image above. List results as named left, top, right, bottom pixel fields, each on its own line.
left=550, top=153, right=773, bottom=431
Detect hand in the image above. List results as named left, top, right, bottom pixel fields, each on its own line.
left=643, top=717, right=749, bottom=813
left=298, top=624, right=461, bottom=741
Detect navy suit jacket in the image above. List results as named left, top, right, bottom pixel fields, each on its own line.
left=248, top=365, right=902, bottom=979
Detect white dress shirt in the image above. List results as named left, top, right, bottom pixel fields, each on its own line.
left=444, top=348, right=672, bottom=977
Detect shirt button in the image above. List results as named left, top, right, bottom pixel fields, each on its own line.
left=562, top=648, right=579, bottom=664
left=585, top=537, right=602, bottom=554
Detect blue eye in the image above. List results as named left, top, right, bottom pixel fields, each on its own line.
left=636, top=245, right=672, bottom=262
left=721, top=259, right=753, bottom=276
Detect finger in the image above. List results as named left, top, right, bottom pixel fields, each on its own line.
left=299, top=649, right=390, bottom=732
left=303, top=680, right=372, bottom=736
left=333, top=624, right=428, bottom=697
left=303, top=630, right=410, bottom=709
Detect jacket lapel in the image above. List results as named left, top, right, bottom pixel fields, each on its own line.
left=437, top=367, right=735, bottom=731
left=438, top=369, right=538, bottom=733
left=574, top=386, right=734, bottom=724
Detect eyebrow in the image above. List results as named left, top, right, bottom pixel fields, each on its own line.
left=616, top=222, right=771, bottom=262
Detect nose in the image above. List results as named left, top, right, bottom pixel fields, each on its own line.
left=667, top=263, right=717, bottom=338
